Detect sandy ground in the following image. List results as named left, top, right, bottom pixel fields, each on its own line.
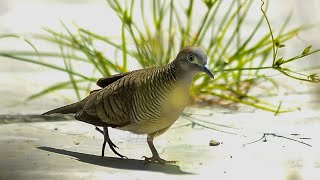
left=1, top=106, right=320, bottom=180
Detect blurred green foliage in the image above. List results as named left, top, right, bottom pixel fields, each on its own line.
left=0, top=0, right=319, bottom=113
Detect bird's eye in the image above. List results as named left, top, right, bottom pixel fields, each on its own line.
left=187, top=55, right=195, bottom=62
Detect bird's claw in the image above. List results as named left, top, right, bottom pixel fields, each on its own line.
left=96, top=126, right=127, bottom=159
left=108, top=140, right=119, bottom=149
left=121, top=155, right=129, bottom=159
left=142, top=155, right=177, bottom=164
left=111, top=152, right=128, bottom=159
left=107, top=141, right=127, bottom=159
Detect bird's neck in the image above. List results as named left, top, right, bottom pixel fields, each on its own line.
left=169, top=61, right=196, bottom=85
left=167, top=60, right=194, bottom=86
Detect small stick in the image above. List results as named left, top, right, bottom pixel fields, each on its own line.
left=243, top=133, right=312, bottom=147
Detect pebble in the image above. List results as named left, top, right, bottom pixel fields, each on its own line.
left=209, top=139, right=220, bottom=146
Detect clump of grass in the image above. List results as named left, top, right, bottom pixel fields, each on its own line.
left=0, top=0, right=319, bottom=113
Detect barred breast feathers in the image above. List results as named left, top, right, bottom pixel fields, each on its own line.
left=129, top=63, right=181, bottom=123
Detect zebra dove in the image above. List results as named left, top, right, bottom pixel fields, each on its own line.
left=43, top=46, right=214, bottom=164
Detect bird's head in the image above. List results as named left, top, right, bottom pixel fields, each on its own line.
left=174, top=46, right=214, bottom=79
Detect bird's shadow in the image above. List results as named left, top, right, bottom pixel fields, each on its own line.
left=37, top=146, right=193, bottom=175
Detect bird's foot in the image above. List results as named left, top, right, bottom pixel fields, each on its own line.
left=107, top=140, right=128, bottom=159
left=100, top=143, right=128, bottom=159
left=108, top=139, right=119, bottom=149
left=142, top=155, right=177, bottom=164
left=96, top=126, right=128, bottom=159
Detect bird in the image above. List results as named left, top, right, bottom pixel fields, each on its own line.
left=42, top=46, right=214, bottom=164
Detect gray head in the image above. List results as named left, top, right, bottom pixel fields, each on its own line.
left=174, top=46, right=214, bottom=79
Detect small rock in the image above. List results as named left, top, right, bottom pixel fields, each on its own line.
left=54, top=127, right=58, bottom=131
left=209, top=139, right=220, bottom=146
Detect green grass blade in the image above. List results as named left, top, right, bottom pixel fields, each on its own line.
left=26, top=79, right=86, bottom=101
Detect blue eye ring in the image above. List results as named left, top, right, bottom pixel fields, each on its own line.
left=187, top=54, right=195, bottom=62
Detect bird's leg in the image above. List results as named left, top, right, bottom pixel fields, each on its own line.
left=95, top=126, right=104, bottom=134
left=103, top=127, right=128, bottom=159
left=95, top=126, right=128, bottom=159
left=95, top=126, right=118, bottom=148
left=95, top=126, right=119, bottom=149
left=142, top=132, right=177, bottom=164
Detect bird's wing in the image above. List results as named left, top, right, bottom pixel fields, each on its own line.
left=96, top=72, right=131, bottom=88
left=75, top=109, right=108, bottom=126
left=70, top=90, right=108, bottom=126
left=84, top=73, right=140, bottom=127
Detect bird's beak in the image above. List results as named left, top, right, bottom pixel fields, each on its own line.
left=203, top=64, right=214, bottom=79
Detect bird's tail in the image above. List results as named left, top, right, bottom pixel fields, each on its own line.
left=42, top=101, right=82, bottom=115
